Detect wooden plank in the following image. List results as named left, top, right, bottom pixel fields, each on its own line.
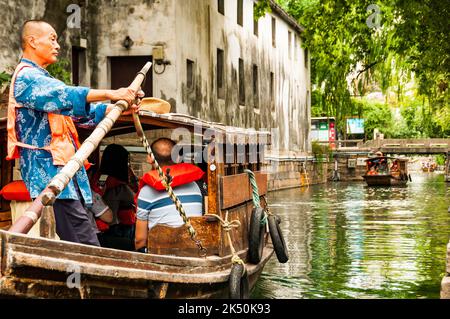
left=5, top=250, right=231, bottom=284
left=0, top=211, right=11, bottom=222
left=0, top=221, right=11, bottom=229
left=207, top=141, right=223, bottom=216
left=147, top=217, right=221, bottom=257
left=220, top=172, right=267, bottom=209
left=0, top=230, right=225, bottom=268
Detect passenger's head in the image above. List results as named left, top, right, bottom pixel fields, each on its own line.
left=100, top=144, right=130, bottom=182
left=21, top=20, right=60, bottom=67
left=150, top=138, right=177, bottom=166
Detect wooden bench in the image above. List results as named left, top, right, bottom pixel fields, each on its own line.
left=0, top=211, right=11, bottom=230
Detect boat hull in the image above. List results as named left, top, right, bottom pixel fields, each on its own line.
left=363, top=175, right=408, bottom=186
left=0, top=230, right=274, bottom=299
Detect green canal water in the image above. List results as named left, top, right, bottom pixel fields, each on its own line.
left=253, top=173, right=450, bottom=299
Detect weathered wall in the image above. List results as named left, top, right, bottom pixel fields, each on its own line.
left=91, top=0, right=311, bottom=155
left=0, top=0, right=311, bottom=158
left=0, top=0, right=85, bottom=72
left=264, top=159, right=328, bottom=191
left=172, top=0, right=310, bottom=154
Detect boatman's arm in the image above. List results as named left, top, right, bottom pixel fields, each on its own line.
left=15, top=67, right=141, bottom=123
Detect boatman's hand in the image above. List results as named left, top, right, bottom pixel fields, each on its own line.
left=107, top=87, right=137, bottom=106
left=123, top=89, right=145, bottom=115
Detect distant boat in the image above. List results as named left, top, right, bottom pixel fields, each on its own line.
left=421, top=162, right=437, bottom=173
left=363, top=156, right=410, bottom=186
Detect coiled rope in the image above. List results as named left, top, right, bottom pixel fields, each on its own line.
left=205, top=211, right=244, bottom=265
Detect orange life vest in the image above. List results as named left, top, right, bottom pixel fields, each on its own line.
left=135, top=163, right=205, bottom=212
left=6, top=62, right=90, bottom=169
left=139, top=163, right=205, bottom=191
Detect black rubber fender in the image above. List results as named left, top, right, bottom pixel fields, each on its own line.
left=248, top=207, right=266, bottom=264
left=268, top=214, right=289, bottom=263
left=229, top=263, right=249, bottom=299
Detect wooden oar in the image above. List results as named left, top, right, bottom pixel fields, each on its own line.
left=9, top=62, right=152, bottom=235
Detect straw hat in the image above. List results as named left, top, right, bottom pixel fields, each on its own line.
left=139, top=97, right=171, bottom=114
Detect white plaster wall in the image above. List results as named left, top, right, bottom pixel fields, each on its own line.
left=0, top=0, right=47, bottom=72
left=94, top=0, right=178, bottom=106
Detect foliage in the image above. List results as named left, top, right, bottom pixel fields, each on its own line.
left=254, top=0, right=272, bottom=19
left=0, top=71, right=11, bottom=87
left=435, top=154, right=446, bottom=166
left=269, top=0, right=449, bottom=138
left=311, top=140, right=332, bottom=161
left=47, top=59, right=72, bottom=85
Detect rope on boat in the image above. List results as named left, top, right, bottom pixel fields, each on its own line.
left=244, top=169, right=260, bottom=208
left=204, top=211, right=244, bottom=265
left=244, top=169, right=268, bottom=226
left=131, top=94, right=206, bottom=258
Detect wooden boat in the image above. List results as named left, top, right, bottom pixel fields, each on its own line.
left=362, top=156, right=410, bottom=186
left=421, top=162, right=437, bottom=173
left=0, top=111, right=275, bottom=299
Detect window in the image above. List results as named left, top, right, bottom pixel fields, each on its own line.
left=253, top=64, right=259, bottom=108
left=304, top=48, right=309, bottom=68
left=270, top=72, right=275, bottom=111
left=218, top=0, right=224, bottom=15
left=186, top=59, right=194, bottom=89
left=294, top=35, right=298, bottom=61
left=253, top=2, right=259, bottom=36
left=217, top=49, right=224, bottom=99
left=239, top=58, right=245, bottom=105
left=288, top=31, right=292, bottom=59
left=272, top=17, right=276, bottom=48
left=237, top=0, right=243, bottom=26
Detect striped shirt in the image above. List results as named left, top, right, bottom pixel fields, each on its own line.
left=136, top=182, right=203, bottom=230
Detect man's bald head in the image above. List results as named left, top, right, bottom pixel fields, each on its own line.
left=151, top=138, right=177, bottom=166
left=21, top=20, right=54, bottom=50
left=20, top=20, right=60, bottom=67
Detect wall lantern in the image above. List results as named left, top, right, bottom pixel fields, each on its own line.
left=122, top=36, right=134, bottom=49
left=152, top=45, right=171, bottom=74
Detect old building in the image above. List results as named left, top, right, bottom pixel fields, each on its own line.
left=0, top=0, right=315, bottom=189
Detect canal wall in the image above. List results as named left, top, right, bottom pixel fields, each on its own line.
left=263, top=158, right=329, bottom=191
left=441, top=242, right=450, bottom=299
left=327, top=152, right=371, bottom=182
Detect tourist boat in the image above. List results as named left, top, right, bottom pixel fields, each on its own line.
left=0, top=106, right=281, bottom=298
left=421, top=161, right=437, bottom=173
left=362, top=156, right=410, bottom=186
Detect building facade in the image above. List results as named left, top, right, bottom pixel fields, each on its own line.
left=0, top=0, right=311, bottom=156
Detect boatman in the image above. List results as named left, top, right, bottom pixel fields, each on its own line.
left=7, top=20, right=142, bottom=246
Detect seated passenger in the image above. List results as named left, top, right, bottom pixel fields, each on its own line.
left=367, top=166, right=377, bottom=175
left=90, top=144, right=138, bottom=251
left=390, top=160, right=400, bottom=177
left=135, top=138, right=205, bottom=252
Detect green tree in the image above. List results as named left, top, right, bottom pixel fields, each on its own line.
left=266, top=0, right=449, bottom=138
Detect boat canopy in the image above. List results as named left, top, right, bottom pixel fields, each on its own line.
left=1, top=112, right=271, bottom=145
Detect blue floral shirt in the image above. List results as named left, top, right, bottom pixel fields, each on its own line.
left=14, top=58, right=107, bottom=205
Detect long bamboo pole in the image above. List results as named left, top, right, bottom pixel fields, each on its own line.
left=9, top=62, right=152, bottom=234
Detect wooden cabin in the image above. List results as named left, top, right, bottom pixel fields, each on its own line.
left=0, top=112, right=274, bottom=298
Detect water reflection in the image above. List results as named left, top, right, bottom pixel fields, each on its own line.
left=253, top=174, right=450, bottom=299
